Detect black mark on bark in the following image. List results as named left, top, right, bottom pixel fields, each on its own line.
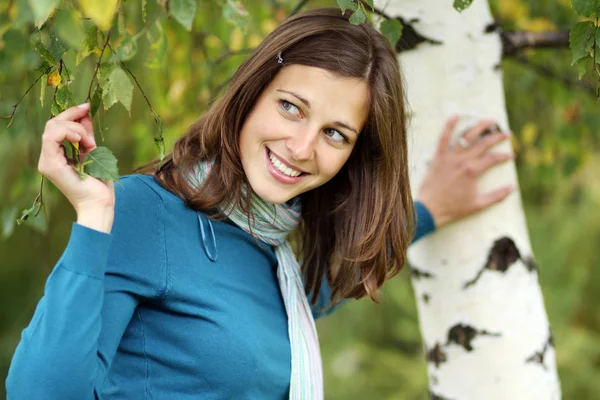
left=426, top=342, right=447, bottom=368
left=430, top=391, right=454, bottom=400
left=410, top=266, right=436, bottom=280
left=423, top=293, right=431, bottom=304
left=464, top=237, right=536, bottom=288
left=525, top=329, right=555, bottom=370
left=446, top=323, right=501, bottom=352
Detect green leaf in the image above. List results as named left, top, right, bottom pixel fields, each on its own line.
left=453, top=0, right=474, bottom=12
left=110, top=33, right=138, bottom=62
left=571, top=0, right=598, bottom=17
left=576, top=56, right=589, bottom=79
left=146, top=21, right=168, bottom=69
left=76, top=26, right=100, bottom=66
left=48, top=31, right=69, bottom=63
left=91, top=85, right=103, bottom=117
left=99, top=66, right=133, bottom=113
left=55, top=85, right=77, bottom=111
left=380, top=19, right=403, bottom=48
left=349, top=9, right=366, bottom=25
left=170, top=0, right=196, bottom=30
left=222, top=0, right=250, bottom=31
left=570, top=21, right=596, bottom=65
left=16, top=195, right=41, bottom=226
left=40, top=74, right=47, bottom=107
left=365, top=0, right=375, bottom=10
left=54, top=7, right=86, bottom=49
left=98, top=62, right=117, bottom=82
left=83, top=146, right=120, bottom=182
left=34, top=41, right=58, bottom=66
left=28, top=0, right=59, bottom=28
left=77, top=0, right=119, bottom=31
left=336, top=0, right=358, bottom=14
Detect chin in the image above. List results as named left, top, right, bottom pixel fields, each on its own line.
left=254, top=189, right=294, bottom=205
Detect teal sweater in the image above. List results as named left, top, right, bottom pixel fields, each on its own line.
left=6, top=174, right=435, bottom=399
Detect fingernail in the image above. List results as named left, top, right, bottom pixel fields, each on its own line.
left=77, top=103, right=90, bottom=109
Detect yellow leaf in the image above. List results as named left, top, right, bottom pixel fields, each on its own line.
left=77, top=0, right=118, bottom=31
left=73, top=142, right=79, bottom=150
left=229, top=28, right=244, bottom=51
left=47, top=70, right=61, bottom=87
left=521, top=122, right=538, bottom=146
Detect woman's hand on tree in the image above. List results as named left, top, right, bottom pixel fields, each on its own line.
left=417, top=115, right=515, bottom=228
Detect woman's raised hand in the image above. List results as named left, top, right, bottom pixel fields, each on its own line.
left=37, top=103, right=115, bottom=233
left=417, top=116, right=515, bottom=228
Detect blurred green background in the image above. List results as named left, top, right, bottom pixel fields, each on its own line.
left=1, top=0, right=600, bottom=398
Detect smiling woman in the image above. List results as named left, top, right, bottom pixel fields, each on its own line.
left=239, top=65, right=369, bottom=204
left=7, top=7, right=418, bottom=400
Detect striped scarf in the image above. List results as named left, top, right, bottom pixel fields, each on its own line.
left=191, top=162, right=324, bottom=399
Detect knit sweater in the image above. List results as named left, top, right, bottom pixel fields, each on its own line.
left=6, top=174, right=435, bottom=400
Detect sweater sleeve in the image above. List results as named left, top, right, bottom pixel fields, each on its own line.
left=5, top=175, right=167, bottom=400
left=412, top=200, right=436, bottom=243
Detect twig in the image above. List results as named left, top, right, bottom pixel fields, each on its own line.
left=86, top=30, right=112, bottom=103
left=1, top=70, right=49, bottom=128
left=214, top=48, right=253, bottom=65
left=290, top=0, right=310, bottom=15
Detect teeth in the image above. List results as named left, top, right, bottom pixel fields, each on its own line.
left=269, top=151, right=302, bottom=177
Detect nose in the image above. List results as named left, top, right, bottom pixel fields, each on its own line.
left=286, top=126, right=319, bottom=161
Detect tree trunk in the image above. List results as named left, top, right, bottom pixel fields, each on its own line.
left=377, top=0, right=562, bottom=398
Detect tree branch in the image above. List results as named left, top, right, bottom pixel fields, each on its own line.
left=500, top=30, right=570, bottom=57
left=290, top=0, right=310, bottom=16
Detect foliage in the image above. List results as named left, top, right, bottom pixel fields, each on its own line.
left=568, top=0, right=600, bottom=93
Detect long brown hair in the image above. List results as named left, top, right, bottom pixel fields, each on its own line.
left=136, top=8, right=414, bottom=306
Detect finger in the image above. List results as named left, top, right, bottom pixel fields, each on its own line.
left=470, top=152, right=514, bottom=175
left=436, top=115, right=459, bottom=155
left=77, top=114, right=96, bottom=146
left=470, top=130, right=511, bottom=157
left=53, top=103, right=90, bottom=122
left=477, top=185, right=515, bottom=211
left=41, top=129, right=83, bottom=158
left=461, top=120, right=497, bottom=145
left=39, top=130, right=82, bottom=175
left=50, top=121, right=95, bottom=150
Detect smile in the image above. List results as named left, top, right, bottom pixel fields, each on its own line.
left=269, top=151, right=303, bottom=177
left=265, top=148, right=307, bottom=184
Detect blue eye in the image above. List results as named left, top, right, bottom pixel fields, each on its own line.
left=280, top=100, right=300, bottom=116
left=325, top=128, right=347, bottom=144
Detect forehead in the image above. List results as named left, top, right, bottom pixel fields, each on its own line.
left=267, top=65, right=369, bottom=129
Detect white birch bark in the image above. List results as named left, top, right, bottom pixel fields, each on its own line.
left=375, top=0, right=562, bottom=398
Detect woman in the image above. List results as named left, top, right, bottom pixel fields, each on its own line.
left=6, top=8, right=513, bottom=399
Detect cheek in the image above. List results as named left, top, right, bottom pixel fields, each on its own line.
left=319, top=151, right=353, bottom=180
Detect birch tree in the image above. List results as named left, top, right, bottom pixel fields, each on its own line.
left=375, top=0, right=562, bottom=398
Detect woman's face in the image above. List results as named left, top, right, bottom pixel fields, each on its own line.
left=239, top=64, right=369, bottom=204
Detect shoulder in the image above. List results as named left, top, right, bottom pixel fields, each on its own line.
left=112, top=173, right=169, bottom=242
left=108, top=174, right=169, bottom=297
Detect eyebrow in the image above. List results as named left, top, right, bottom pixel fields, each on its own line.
left=276, top=89, right=360, bottom=136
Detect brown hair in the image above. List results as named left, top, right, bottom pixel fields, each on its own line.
left=136, top=8, right=414, bottom=306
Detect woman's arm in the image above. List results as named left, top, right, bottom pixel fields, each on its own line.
left=6, top=176, right=167, bottom=399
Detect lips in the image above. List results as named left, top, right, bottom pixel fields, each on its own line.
left=265, top=148, right=307, bottom=184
